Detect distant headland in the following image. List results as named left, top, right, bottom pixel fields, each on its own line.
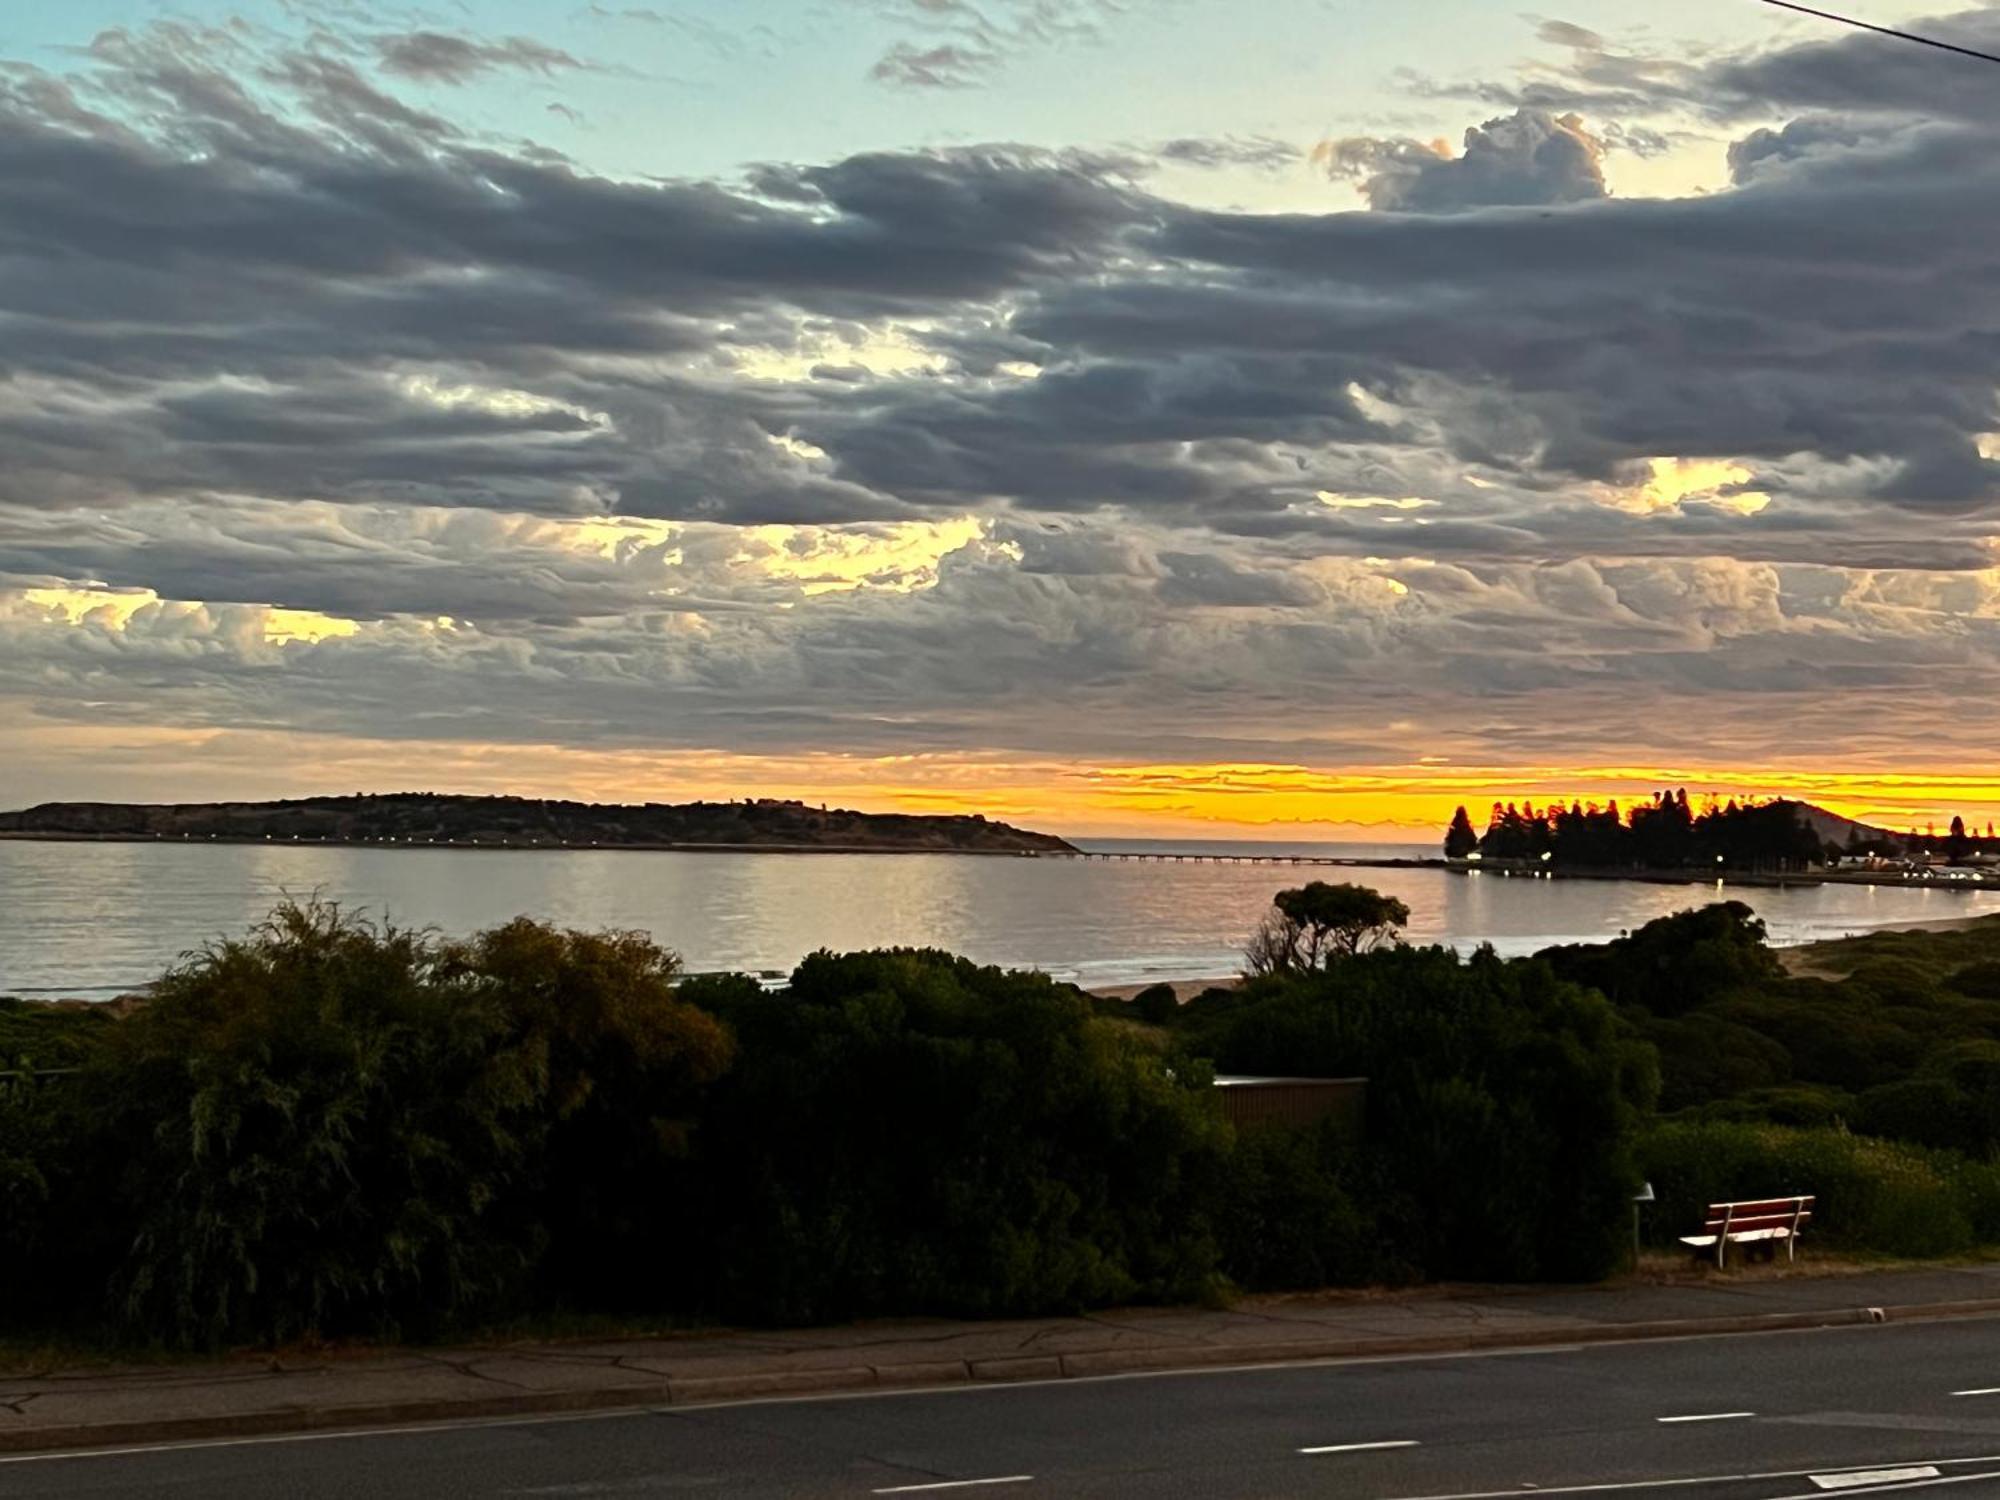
left=0, top=794, right=1079, bottom=856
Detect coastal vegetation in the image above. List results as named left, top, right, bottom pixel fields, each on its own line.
left=1538, top=904, right=2000, bottom=1256
left=2, top=905, right=1233, bottom=1344
left=6, top=895, right=2000, bottom=1349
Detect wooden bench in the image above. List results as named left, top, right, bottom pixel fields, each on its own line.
left=1680, top=1196, right=1813, bottom=1267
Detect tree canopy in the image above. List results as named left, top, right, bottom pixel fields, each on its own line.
left=1244, top=882, right=1411, bottom=975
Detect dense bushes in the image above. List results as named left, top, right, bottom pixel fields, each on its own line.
left=7, top=902, right=731, bottom=1347
left=1541, top=902, right=1784, bottom=1017
left=1, top=898, right=1668, bottom=1347
left=675, top=951, right=1229, bottom=1324
left=25, top=892, right=1999, bottom=1351
left=0, top=1000, right=113, bottom=1329
left=1543, top=903, right=2000, bottom=1156
left=1175, top=945, right=1658, bottom=1284
left=1538, top=906, right=2000, bottom=1252
left=1211, top=1122, right=1398, bottom=1289
left=0, top=911, right=1237, bottom=1346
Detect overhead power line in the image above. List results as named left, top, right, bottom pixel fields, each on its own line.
left=1756, top=0, right=2000, bottom=68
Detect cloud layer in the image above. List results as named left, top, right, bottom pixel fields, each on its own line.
left=7, top=9, right=2000, bottom=821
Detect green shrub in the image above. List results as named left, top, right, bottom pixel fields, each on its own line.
left=0, top=1083, right=54, bottom=1319
left=1132, top=984, right=1179, bottom=1025
left=1179, top=944, right=1657, bottom=1282
left=1709, top=988, right=1922, bottom=1092
left=1540, top=903, right=1782, bottom=1016
left=1847, top=959, right=1951, bottom=1007
left=444, top=918, right=736, bottom=1310
left=0, top=1001, right=111, bottom=1325
left=1692, top=1084, right=1852, bottom=1129
left=679, top=949, right=1231, bottom=1325
left=1641, top=1121, right=1977, bottom=1259
left=0, top=998, right=112, bottom=1070
left=1644, top=1016, right=1792, bottom=1109
left=77, top=901, right=731, bottom=1347
left=1949, top=962, right=2000, bottom=1001
left=1852, top=1080, right=1975, bottom=1152
left=1941, top=1156, right=2000, bottom=1243
left=1587, top=910, right=2000, bottom=1135
left=1214, top=1122, right=1401, bottom=1290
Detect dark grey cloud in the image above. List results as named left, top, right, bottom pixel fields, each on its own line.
left=1316, top=108, right=1608, bottom=213
left=1422, top=6, right=2000, bottom=128
left=1154, top=135, right=1302, bottom=172
left=1709, top=6, right=2000, bottom=123
left=8, top=12, right=2000, bottom=539
left=871, top=41, right=994, bottom=89
left=371, top=31, right=588, bottom=85
left=9, top=10, right=2000, bottom=780
left=1158, top=552, right=1325, bottom=608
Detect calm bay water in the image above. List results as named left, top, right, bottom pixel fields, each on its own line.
left=3, top=836, right=1997, bottom=998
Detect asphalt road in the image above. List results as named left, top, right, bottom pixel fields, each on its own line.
left=19, top=1317, right=2000, bottom=1498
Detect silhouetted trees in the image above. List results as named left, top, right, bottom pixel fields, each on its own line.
left=1244, top=883, right=1411, bottom=975
left=1445, top=791, right=1825, bottom=872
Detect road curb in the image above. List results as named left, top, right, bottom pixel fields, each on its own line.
left=5, top=1298, right=2000, bottom=1458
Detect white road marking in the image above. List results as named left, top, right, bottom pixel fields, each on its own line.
left=1766, top=1471, right=2000, bottom=1500
left=1952, top=1388, right=2000, bottom=1396
left=1811, top=1470, right=1942, bottom=1490
left=871, top=1480, right=1032, bottom=1495
left=1300, top=1439, right=1420, bottom=1455
left=1657, top=1411, right=1755, bottom=1424
left=1382, top=1453, right=2000, bottom=1500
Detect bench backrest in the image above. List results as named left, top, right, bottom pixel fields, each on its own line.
left=1701, top=1196, right=1813, bottom=1235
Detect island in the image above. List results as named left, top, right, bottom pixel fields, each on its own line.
left=0, top=794, right=1079, bottom=855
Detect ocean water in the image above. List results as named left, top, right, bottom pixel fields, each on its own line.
left=2, top=836, right=1996, bottom=997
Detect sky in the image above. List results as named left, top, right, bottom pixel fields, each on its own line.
left=4, top=0, right=2000, bottom=838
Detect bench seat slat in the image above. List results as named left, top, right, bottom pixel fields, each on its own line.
left=1702, top=1213, right=1812, bottom=1235
left=1680, top=1227, right=1797, bottom=1249
left=1708, top=1197, right=1814, bottom=1217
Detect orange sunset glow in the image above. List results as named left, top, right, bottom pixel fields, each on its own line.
left=9, top=705, right=1999, bottom=841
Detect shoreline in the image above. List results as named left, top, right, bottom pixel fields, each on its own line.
left=16, top=914, right=2000, bottom=1010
